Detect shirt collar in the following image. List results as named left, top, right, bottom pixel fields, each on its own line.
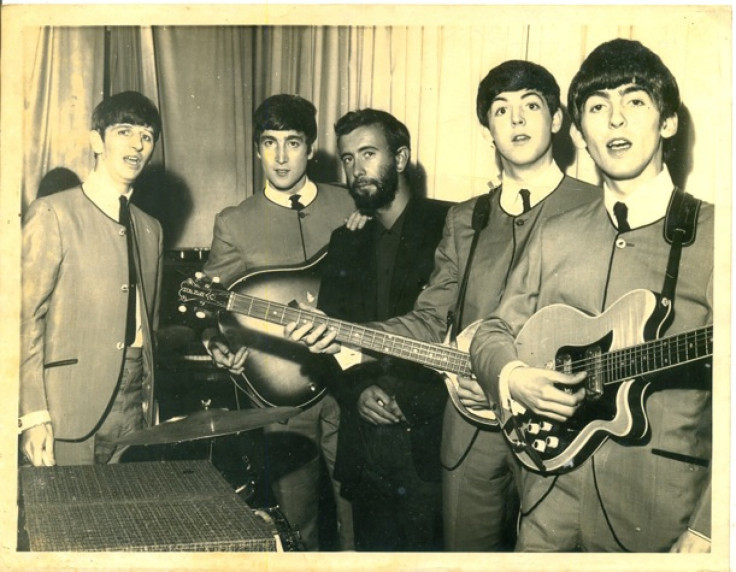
left=499, top=162, right=564, bottom=215
left=604, top=165, right=674, bottom=230
left=264, top=177, right=318, bottom=208
left=82, top=169, right=133, bottom=223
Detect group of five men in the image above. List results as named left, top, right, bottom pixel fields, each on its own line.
left=20, top=37, right=713, bottom=554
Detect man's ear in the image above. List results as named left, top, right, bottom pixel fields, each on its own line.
left=570, top=124, right=587, bottom=150
left=660, top=113, right=678, bottom=140
left=394, top=146, right=410, bottom=173
left=550, top=108, right=564, bottom=134
left=89, top=130, right=105, bottom=154
left=481, top=127, right=495, bottom=149
left=307, top=142, right=315, bottom=161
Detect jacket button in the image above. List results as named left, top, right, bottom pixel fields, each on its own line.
left=142, top=401, right=148, bottom=413
left=615, top=238, right=627, bottom=249
left=515, top=218, right=525, bottom=226
left=116, top=342, right=125, bottom=350
left=119, top=228, right=126, bottom=236
left=121, top=284, right=129, bottom=293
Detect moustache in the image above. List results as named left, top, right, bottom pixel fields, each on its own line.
left=352, top=178, right=381, bottom=190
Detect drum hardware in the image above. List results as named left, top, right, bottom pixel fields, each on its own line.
left=252, top=506, right=305, bottom=551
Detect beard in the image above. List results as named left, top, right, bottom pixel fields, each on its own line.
left=348, top=164, right=399, bottom=214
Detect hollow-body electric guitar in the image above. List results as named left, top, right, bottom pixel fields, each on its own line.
left=504, top=288, right=712, bottom=474
left=178, top=254, right=494, bottom=424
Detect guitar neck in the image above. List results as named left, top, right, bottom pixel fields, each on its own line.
left=227, top=292, right=473, bottom=376
left=579, top=325, right=713, bottom=384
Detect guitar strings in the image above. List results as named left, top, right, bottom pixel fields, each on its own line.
left=230, top=292, right=473, bottom=376
left=221, top=290, right=710, bottom=386
left=553, top=326, right=712, bottom=385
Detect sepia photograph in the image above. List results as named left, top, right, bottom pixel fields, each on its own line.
left=0, top=3, right=731, bottom=571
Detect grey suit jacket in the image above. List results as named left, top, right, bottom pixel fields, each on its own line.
left=377, top=176, right=599, bottom=467
left=21, top=187, right=162, bottom=440
left=471, top=195, right=714, bottom=547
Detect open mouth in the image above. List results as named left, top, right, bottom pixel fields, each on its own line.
left=124, top=155, right=141, bottom=167
left=512, top=134, right=530, bottom=143
left=607, top=139, right=632, bottom=151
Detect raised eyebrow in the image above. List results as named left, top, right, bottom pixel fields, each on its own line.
left=521, top=91, right=544, bottom=102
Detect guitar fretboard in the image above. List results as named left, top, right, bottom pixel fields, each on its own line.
left=567, top=325, right=713, bottom=383
left=228, top=294, right=473, bottom=376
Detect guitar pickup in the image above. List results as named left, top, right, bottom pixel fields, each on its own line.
left=584, top=345, right=604, bottom=400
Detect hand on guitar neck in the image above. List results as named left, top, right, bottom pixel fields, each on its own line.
left=286, top=315, right=491, bottom=411
left=284, top=312, right=342, bottom=355
left=507, top=366, right=587, bottom=423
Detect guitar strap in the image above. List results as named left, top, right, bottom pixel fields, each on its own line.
left=442, top=189, right=493, bottom=471
left=448, top=188, right=493, bottom=340
left=660, top=187, right=702, bottom=311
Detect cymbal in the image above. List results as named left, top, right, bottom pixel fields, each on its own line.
left=116, top=407, right=300, bottom=446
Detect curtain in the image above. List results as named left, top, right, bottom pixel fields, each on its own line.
left=22, top=20, right=729, bottom=248
left=23, top=27, right=104, bottom=208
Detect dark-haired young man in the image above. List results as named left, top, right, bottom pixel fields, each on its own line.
left=202, top=94, right=356, bottom=550
left=287, top=61, right=598, bottom=550
left=317, top=109, right=450, bottom=551
left=471, top=39, right=713, bottom=552
left=20, top=91, right=163, bottom=466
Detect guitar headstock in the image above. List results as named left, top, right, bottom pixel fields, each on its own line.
left=178, top=274, right=231, bottom=318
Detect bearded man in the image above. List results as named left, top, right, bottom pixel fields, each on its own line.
left=313, top=109, right=451, bottom=551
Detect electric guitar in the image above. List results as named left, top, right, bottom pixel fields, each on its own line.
left=504, top=288, right=712, bottom=474
left=178, top=258, right=495, bottom=424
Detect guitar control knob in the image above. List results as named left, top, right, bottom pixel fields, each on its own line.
left=540, top=421, right=553, bottom=432
left=531, top=440, right=546, bottom=453
left=527, top=423, right=541, bottom=435
left=545, top=436, right=559, bottom=449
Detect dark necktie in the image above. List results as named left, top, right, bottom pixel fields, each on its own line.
left=289, top=193, right=308, bottom=259
left=119, top=196, right=137, bottom=346
left=289, top=193, right=305, bottom=213
left=519, top=188, right=532, bottom=213
left=613, top=201, right=631, bottom=232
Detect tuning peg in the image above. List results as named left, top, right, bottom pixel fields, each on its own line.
left=195, top=310, right=207, bottom=319
left=178, top=304, right=188, bottom=314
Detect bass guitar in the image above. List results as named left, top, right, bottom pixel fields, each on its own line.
left=503, top=288, right=712, bottom=474
left=178, top=260, right=496, bottom=425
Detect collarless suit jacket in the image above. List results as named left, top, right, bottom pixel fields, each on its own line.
left=374, top=176, right=600, bottom=467
left=21, top=187, right=163, bottom=440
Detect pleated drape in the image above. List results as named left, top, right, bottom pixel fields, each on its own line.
left=22, top=22, right=728, bottom=247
